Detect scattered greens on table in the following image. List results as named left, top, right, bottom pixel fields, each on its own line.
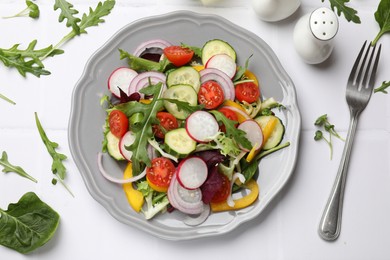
left=34, top=112, right=73, bottom=196
left=2, top=0, right=40, bottom=19
left=0, top=151, right=37, bottom=183
left=314, top=114, right=345, bottom=159
left=374, top=81, right=390, bottom=94
left=0, top=93, right=16, bottom=105
left=0, top=0, right=115, bottom=77
left=322, top=0, right=361, bottom=23
left=0, top=192, right=60, bottom=254
left=372, top=0, right=390, bottom=46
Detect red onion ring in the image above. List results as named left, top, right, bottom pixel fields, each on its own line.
left=128, top=71, right=167, bottom=98
left=133, top=39, right=172, bottom=57
left=97, top=152, right=146, bottom=184
left=200, top=68, right=235, bottom=100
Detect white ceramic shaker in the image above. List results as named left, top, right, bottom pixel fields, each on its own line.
left=252, top=0, right=301, bottom=22
left=293, top=7, right=339, bottom=64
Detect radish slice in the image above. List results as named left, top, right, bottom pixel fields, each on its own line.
left=128, top=71, right=167, bottom=98
left=205, top=54, right=237, bottom=79
left=186, top=111, right=219, bottom=143
left=133, top=39, right=172, bottom=57
left=119, top=131, right=136, bottom=161
left=200, top=68, right=235, bottom=100
left=97, top=152, right=147, bottom=184
left=183, top=204, right=210, bottom=226
left=167, top=173, right=204, bottom=215
left=177, top=157, right=208, bottom=189
left=237, top=119, right=264, bottom=152
left=107, top=67, right=138, bottom=98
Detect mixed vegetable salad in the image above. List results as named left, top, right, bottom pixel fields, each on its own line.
left=98, top=38, right=289, bottom=225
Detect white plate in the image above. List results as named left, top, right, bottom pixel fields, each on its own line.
left=68, top=10, right=301, bottom=240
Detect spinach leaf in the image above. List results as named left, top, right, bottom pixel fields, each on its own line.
left=372, top=0, right=390, bottom=45
left=0, top=192, right=60, bottom=254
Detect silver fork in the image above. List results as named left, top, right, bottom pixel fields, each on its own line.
left=318, top=41, right=382, bottom=241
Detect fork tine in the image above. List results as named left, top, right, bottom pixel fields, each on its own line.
left=361, top=44, right=377, bottom=87
left=348, top=41, right=367, bottom=83
left=368, top=44, right=382, bottom=88
left=354, top=42, right=372, bottom=86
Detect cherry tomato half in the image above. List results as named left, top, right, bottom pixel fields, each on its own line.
left=211, top=173, right=231, bottom=203
left=198, top=81, right=225, bottom=109
left=163, top=46, right=194, bottom=67
left=146, top=157, right=176, bottom=193
left=152, top=112, right=179, bottom=139
left=235, top=81, right=260, bottom=103
left=218, top=107, right=239, bottom=132
left=109, top=110, right=129, bottom=138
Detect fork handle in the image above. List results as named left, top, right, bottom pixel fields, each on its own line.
left=318, top=113, right=359, bottom=241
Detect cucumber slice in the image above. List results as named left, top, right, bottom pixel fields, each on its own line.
left=163, top=84, right=198, bottom=119
left=106, top=131, right=125, bottom=160
left=201, top=39, right=237, bottom=65
left=164, top=128, right=196, bottom=157
left=254, top=115, right=285, bottom=150
left=166, top=66, right=201, bottom=92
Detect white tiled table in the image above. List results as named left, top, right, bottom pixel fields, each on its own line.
left=1, top=1, right=390, bottom=259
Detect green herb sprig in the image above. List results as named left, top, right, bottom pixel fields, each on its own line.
left=2, top=0, right=40, bottom=19
left=34, top=112, right=73, bottom=196
left=0, top=93, right=16, bottom=105
left=322, top=0, right=361, bottom=23
left=0, top=151, right=37, bottom=183
left=314, top=114, right=345, bottom=159
left=374, top=81, right=390, bottom=94
left=0, top=0, right=115, bottom=77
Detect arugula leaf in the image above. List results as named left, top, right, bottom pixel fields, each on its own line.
left=233, top=55, right=252, bottom=82
left=2, top=0, right=40, bottom=19
left=0, top=40, right=63, bottom=77
left=160, top=99, right=204, bottom=114
left=111, top=83, right=164, bottom=175
left=0, top=93, right=16, bottom=105
left=54, top=0, right=81, bottom=34
left=0, top=151, right=37, bottom=183
left=372, top=0, right=390, bottom=45
left=0, top=192, right=60, bottom=254
left=210, top=110, right=252, bottom=150
left=322, top=0, right=361, bottom=23
left=374, top=80, right=390, bottom=94
left=119, top=49, right=171, bottom=72
left=34, top=112, right=73, bottom=196
left=45, top=0, right=116, bottom=59
left=180, top=43, right=202, bottom=58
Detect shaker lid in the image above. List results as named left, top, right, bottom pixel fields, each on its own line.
left=309, top=7, right=339, bottom=41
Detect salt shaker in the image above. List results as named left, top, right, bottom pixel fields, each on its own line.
left=293, top=7, right=339, bottom=64
left=252, top=0, right=301, bottom=22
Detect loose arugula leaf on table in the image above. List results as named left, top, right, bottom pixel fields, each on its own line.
left=110, top=83, right=164, bottom=175
left=34, top=112, right=73, bottom=196
left=0, top=192, right=60, bottom=254
left=374, top=80, right=390, bottom=94
left=0, top=151, right=37, bottom=183
left=0, top=40, right=63, bottom=77
left=209, top=110, right=252, bottom=150
left=322, top=0, right=361, bottom=23
left=0, top=93, right=16, bottom=105
left=2, top=0, right=40, bottom=19
left=54, top=0, right=81, bottom=34
left=372, top=0, right=390, bottom=45
left=50, top=0, right=115, bottom=53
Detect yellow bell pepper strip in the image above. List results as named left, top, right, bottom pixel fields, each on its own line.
left=246, top=116, right=278, bottom=162
left=243, top=69, right=259, bottom=86
left=222, top=100, right=251, bottom=123
left=210, top=179, right=259, bottom=212
left=123, top=162, right=144, bottom=212
left=192, top=65, right=205, bottom=72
